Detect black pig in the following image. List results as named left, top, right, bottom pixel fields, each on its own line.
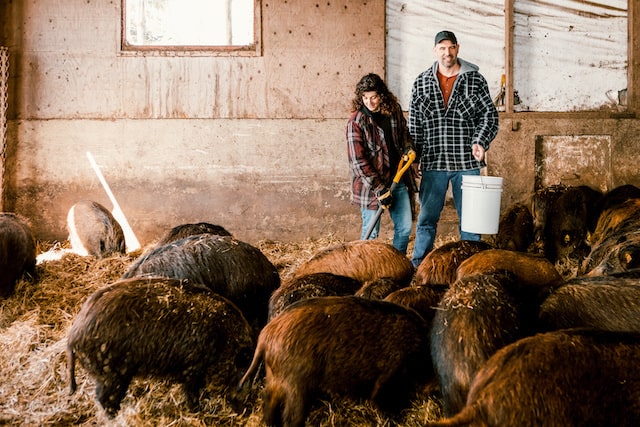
left=67, top=277, right=254, bottom=417
left=0, top=212, right=37, bottom=297
left=544, top=185, right=602, bottom=264
left=66, top=200, right=125, bottom=258
left=121, top=234, right=280, bottom=332
left=155, top=221, right=232, bottom=247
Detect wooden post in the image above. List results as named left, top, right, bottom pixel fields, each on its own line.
left=0, top=47, right=8, bottom=211
left=505, top=0, right=514, bottom=113
left=629, top=0, right=639, bottom=113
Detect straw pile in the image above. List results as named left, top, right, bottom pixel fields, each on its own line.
left=0, top=236, right=445, bottom=426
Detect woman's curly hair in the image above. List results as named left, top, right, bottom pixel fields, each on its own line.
left=351, top=73, right=400, bottom=116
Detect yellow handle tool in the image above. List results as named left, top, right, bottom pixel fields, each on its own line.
left=392, top=149, right=416, bottom=185
left=363, top=150, right=417, bottom=240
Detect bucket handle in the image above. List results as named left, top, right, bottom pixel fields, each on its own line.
left=480, top=155, right=488, bottom=188
left=476, top=173, right=501, bottom=190
left=479, top=174, right=488, bottom=189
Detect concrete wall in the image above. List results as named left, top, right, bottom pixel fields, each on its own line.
left=1, top=1, right=640, bottom=247
left=490, top=115, right=640, bottom=205
left=1, top=0, right=385, bottom=245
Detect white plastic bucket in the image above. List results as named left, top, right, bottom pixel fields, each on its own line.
left=461, top=175, right=503, bottom=234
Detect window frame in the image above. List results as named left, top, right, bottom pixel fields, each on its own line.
left=120, top=0, right=262, bottom=57
left=502, top=0, right=637, bottom=116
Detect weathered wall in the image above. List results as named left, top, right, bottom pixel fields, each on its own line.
left=490, top=114, right=640, bottom=206
left=1, top=0, right=385, bottom=245
left=1, top=1, right=640, bottom=248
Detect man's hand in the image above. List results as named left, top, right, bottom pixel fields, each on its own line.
left=378, top=188, right=393, bottom=209
left=472, top=144, right=485, bottom=162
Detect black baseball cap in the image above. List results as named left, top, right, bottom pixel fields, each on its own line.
left=435, top=30, right=457, bottom=45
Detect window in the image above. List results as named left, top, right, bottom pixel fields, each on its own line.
left=512, top=0, right=627, bottom=112
left=387, top=0, right=629, bottom=113
left=122, top=0, right=261, bottom=55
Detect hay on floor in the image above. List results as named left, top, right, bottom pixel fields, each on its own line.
left=0, top=236, right=445, bottom=426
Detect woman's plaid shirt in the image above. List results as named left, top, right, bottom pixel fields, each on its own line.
left=409, top=58, right=499, bottom=171
left=347, top=106, right=414, bottom=210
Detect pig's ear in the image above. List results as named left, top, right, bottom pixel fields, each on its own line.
left=619, top=244, right=640, bottom=270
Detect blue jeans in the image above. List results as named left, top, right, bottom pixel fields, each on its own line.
left=411, top=169, right=481, bottom=267
left=360, top=182, right=413, bottom=254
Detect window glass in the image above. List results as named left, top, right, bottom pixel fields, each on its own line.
left=514, top=0, right=627, bottom=112
left=123, top=0, right=259, bottom=54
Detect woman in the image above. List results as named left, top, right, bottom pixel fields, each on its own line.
left=346, top=73, right=417, bottom=254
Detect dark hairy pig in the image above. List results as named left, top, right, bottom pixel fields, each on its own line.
left=538, top=275, right=640, bottom=332
left=67, top=277, right=254, bottom=417
left=121, top=234, right=280, bottom=331
left=384, top=284, right=447, bottom=323
left=154, top=221, right=232, bottom=247
left=431, top=271, right=535, bottom=417
left=580, top=199, right=640, bottom=276
left=492, top=202, right=534, bottom=252
left=589, top=198, right=640, bottom=248
left=529, top=184, right=569, bottom=256
left=599, top=183, right=640, bottom=213
left=0, top=212, right=37, bottom=297
left=543, top=185, right=602, bottom=264
left=66, top=200, right=126, bottom=258
left=354, top=276, right=404, bottom=300
left=268, top=272, right=361, bottom=320
left=427, top=329, right=640, bottom=427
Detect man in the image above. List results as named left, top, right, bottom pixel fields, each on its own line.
left=409, top=30, right=499, bottom=267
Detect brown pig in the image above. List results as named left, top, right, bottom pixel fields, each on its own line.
left=239, top=295, right=432, bottom=427
left=427, top=329, right=640, bottom=426
left=291, top=240, right=414, bottom=287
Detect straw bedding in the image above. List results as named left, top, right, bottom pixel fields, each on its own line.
left=0, top=237, right=444, bottom=426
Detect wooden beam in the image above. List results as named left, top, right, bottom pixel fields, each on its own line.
left=629, top=0, right=639, bottom=112
left=505, top=0, right=514, bottom=113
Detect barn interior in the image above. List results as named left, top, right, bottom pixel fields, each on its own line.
left=1, top=1, right=639, bottom=426
left=1, top=1, right=637, bottom=245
